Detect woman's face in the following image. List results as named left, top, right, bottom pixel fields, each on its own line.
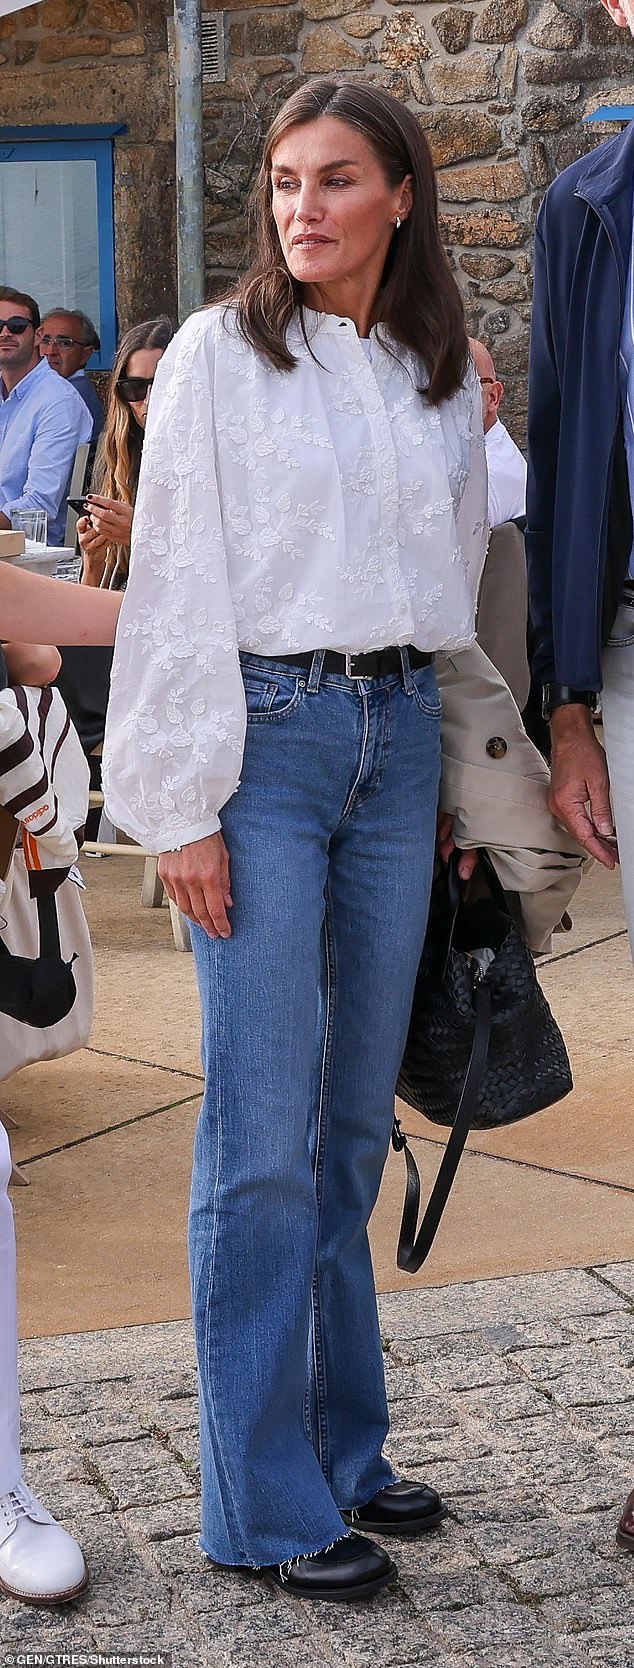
left=270, top=116, right=412, bottom=298
left=123, top=345, right=165, bottom=430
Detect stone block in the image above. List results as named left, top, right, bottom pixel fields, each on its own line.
left=505, top=1548, right=617, bottom=1599
left=433, top=7, right=472, bottom=53
left=0, top=1, right=39, bottom=27
left=15, top=40, right=37, bottom=63
left=251, top=53, right=295, bottom=73
left=426, top=48, right=498, bottom=102
left=460, top=251, right=514, bottom=279
left=528, top=1, right=582, bottom=49
left=302, top=0, right=366, bottom=18
left=588, top=3, right=621, bottom=42
left=229, top=21, right=244, bottom=52
left=526, top=46, right=633, bottom=83
left=473, top=0, right=527, bottom=41
left=417, top=107, right=501, bottom=167
left=246, top=9, right=301, bottom=52
left=87, top=0, right=136, bottom=25
left=302, top=24, right=367, bottom=68
left=521, top=94, right=574, bottom=131
left=527, top=138, right=550, bottom=186
left=38, top=32, right=111, bottom=58
left=343, top=11, right=384, bottom=35
left=439, top=159, right=527, bottom=202
left=440, top=208, right=527, bottom=247
left=379, top=10, right=431, bottom=66
left=111, top=33, right=145, bottom=52
left=39, top=0, right=86, bottom=24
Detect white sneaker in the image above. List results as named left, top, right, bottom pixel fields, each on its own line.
left=0, top=1480, right=88, bottom=1604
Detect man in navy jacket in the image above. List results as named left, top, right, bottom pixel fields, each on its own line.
left=527, top=0, right=634, bottom=1555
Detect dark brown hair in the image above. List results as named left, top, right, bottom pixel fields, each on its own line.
left=0, top=285, right=40, bottom=329
left=93, top=315, right=173, bottom=584
left=232, top=78, right=468, bottom=405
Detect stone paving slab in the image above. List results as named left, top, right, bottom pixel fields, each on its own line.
left=1, top=1263, right=633, bottom=1667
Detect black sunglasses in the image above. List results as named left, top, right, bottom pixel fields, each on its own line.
left=0, top=316, right=33, bottom=336
left=117, top=375, right=154, bottom=403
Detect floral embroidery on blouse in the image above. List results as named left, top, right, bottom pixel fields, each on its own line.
left=102, top=305, right=487, bottom=853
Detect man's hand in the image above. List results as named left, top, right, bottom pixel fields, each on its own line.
left=158, top=832, right=233, bottom=938
left=548, top=704, right=617, bottom=867
left=437, top=811, right=479, bottom=881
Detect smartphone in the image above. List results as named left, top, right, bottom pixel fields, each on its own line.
left=67, top=496, right=91, bottom=515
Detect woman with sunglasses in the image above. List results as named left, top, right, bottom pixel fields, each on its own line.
left=78, top=317, right=173, bottom=590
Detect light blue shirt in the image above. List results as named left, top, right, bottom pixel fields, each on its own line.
left=0, top=358, right=92, bottom=545
left=619, top=213, right=634, bottom=577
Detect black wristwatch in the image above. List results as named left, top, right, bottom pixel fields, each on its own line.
left=542, top=683, right=599, bottom=721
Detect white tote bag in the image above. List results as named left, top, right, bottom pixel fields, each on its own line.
left=0, top=850, right=94, bottom=1081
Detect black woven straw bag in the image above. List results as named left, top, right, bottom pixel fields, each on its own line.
left=394, top=848, right=572, bottom=1272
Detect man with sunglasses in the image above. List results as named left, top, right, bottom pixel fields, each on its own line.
left=37, top=308, right=104, bottom=441
left=469, top=338, right=527, bottom=529
left=0, top=287, right=91, bottom=546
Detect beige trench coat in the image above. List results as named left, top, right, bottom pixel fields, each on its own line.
left=437, top=642, right=588, bottom=954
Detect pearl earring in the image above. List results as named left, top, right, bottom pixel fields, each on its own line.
left=395, top=215, right=402, bottom=229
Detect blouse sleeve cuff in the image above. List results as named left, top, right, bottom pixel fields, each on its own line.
left=159, top=812, right=223, bottom=853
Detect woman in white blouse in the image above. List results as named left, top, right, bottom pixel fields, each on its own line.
left=103, top=78, right=487, bottom=1601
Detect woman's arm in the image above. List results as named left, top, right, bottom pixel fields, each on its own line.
left=3, top=642, right=62, bottom=685
left=0, top=562, right=122, bottom=645
left=101, top=311, right=247, bottom=896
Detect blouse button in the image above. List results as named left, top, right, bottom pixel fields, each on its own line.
left=486, top=735, right=508, bottom=759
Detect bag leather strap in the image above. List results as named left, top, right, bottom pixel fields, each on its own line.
left=393, top=974, right=492, bottom=1273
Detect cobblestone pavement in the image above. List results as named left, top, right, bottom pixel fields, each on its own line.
left=2, top=1262, right=634, bottom=1668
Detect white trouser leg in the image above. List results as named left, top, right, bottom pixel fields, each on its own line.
left=601, top=605, right=634, bottom=963
left=0, top=1121, right=22, bottom=1495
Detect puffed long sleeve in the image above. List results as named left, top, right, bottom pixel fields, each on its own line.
left=102, top=312, right=247, bottom=855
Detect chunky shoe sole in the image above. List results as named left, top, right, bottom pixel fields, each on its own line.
left=0, top=1560, right=89, bottom=1605
left=263, top=1557, right=397, bottom=1601
left=341, top=1503, right=448, bottom=1536
left=616, top=1528, right=634, bottom=1552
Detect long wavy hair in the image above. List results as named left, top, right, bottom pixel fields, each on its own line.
left=93, top=315, right=173, bottom=585
left=232, top=78, right=468, bottom=405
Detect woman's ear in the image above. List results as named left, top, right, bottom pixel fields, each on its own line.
left=599, top=0, right=632, bottom=29
left=397, top=175, right=414, bottom=224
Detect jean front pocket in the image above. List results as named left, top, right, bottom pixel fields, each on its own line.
left=606, top=600, right=634, bottom=649
left=409, top=665, right=442, bottom=719
left=241, top=668, right=307, bottom=723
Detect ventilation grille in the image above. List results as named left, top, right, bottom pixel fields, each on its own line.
left=201, top=13, right=225, bottom=83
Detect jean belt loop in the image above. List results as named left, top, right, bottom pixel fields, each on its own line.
left=307, top=649, right=325, bottom=694
left=399, top=645, right=415, bottom=695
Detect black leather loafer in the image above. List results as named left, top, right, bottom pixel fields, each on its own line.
left=341, top=1480, right=448, bottom=1536
left=262, top=1531, right=396, bottom=1600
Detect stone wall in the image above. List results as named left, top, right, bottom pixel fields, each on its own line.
left=2, top=0, right=634, bottom=438
left=0, top=0, right=177, bottom=331
left=203, top=0, right=634, bottom=442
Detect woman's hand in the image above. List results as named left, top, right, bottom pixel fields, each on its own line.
left=78, top=515, right=109, bottom=587
left=85, top=496, right=134, bottom=547
left=158, top=832, right=233, bottom=938
left=437, top=810, right=479, bottom=881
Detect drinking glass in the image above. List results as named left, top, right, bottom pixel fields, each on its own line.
left=11, top=508, right=48, bottom=552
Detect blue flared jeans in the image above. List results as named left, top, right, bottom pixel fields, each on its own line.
left=188, top=650, right=441, bottom=1567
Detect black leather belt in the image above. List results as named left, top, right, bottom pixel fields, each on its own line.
left=241, top=646, right=434, bottom=680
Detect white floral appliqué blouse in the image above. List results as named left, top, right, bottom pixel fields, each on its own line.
left=102, top=304, right=488, bottom=852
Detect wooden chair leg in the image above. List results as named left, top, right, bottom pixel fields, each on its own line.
left=167, top=898, right=192, bottom=952
left=141, top=856, right=164, bottom=909
left=9, top=1164, right=29, bottom=1187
